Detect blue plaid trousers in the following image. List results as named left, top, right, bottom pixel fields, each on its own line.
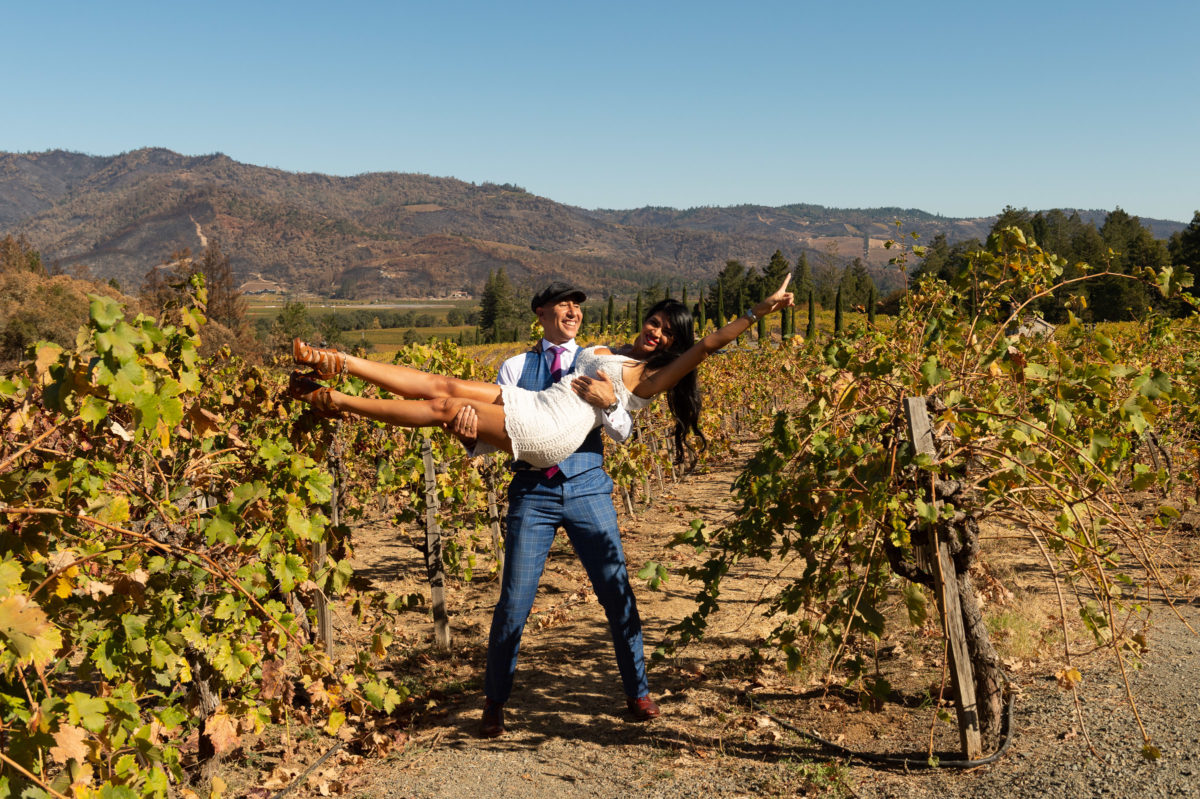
left=484, top=467, right=648, bottom=704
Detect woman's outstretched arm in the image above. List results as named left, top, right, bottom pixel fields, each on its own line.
left=633, top=274, right=794, bottom=398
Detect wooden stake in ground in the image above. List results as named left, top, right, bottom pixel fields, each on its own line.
left=904, top=397, right=982, bottom=760
left=312, top=423, right=338, bottom=656
left=421, top=434, right=451, bottom=648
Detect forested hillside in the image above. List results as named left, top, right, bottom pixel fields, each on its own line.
left=2, top=149, right=1190, bottom=303
left=0, top=149, right=1003, bottom=298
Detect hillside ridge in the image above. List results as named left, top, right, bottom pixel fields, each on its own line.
left=0, top=148, right=1186, bottom=298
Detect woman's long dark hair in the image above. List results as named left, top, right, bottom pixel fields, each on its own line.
left=641, top=299, right=708, bottom=466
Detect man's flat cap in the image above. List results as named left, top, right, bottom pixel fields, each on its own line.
left=531, top=281, right=586, bottom=312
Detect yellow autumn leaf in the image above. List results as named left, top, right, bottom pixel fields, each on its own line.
left=55, top=578, right=73, bottom=599
left=187, top=403, right=224, bottom=438
left=7, top=404, right=32, bottom=434
left=96, top=495, right=131, bottom=525
left=35, top=343, right=64, bottom=380
left=1055, top=667, right=1082, bottom=689
left=50, top=723, right=90, bottom=764
left=0, top=594, right=64, bottom=667
left=205, top=712, right=240, bottom=755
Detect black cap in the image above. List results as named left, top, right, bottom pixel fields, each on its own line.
left=530, top=281, right=586, bottom=312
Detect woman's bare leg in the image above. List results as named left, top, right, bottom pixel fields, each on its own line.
left=320, top=391, right=514, bottom=454
left=295, top=339, right=502, bottom=403
left=345, top=354, right=503, bottom=403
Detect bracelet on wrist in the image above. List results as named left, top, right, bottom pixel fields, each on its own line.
left=743, top=307, right=759, bottom=324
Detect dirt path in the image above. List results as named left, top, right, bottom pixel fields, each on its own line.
left=229, top=439, right=1200, bottom=797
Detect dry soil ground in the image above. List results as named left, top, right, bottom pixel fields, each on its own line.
left=221, top=436, right=1200, bottom=798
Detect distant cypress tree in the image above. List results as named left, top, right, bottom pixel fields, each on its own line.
left=697, top=288, right=707, bottom=333
left=634, top=292, right=643, bottom=328
left=834, top=286, right=844, bottom=335
left=606, top=295, right=615, bottom=334
left=715, top=283, right=725, bottom=327
left=736, top=286, right=747, bottom=344
left=755, top=283, right=767, bottom=343
left=625, top=300, right=631, bottom=325
left=478, top=267, right=518, bottom=343
left=806, top=291, right=816, bottom=338
left=794, top=252, right=813, bottom=305
left=781, top=306, right=793, bottom=342
left=681, top=286, right=688, bottom=307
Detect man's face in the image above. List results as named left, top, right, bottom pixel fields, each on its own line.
left=536, top=299, right=582, bottom=344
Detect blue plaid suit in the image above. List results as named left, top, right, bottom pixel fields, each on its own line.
left=484, top=346, right=649, bottom=705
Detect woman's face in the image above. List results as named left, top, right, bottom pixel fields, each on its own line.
left=639, top=312, right=674, bottom=353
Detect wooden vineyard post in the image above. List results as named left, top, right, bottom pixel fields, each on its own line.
left=663, top=433, right=678, bottom=483
left=904, top=397, right=982, bottom=760
left=646, top=429, right=666, bottom=494
left=621, top=485, right=636, bottom=518
left=486, top=482, right=504, bottom=575
left=313, top=424, right=337, bottom=656
left=421, top=434, right=452, bottom=648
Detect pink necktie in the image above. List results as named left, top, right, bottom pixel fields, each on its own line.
left=544, top=345, right=566, bottom=477
left=548, top=345, right=565, bottom=383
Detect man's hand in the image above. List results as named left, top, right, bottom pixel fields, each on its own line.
left=572, top=371, right=617, bottom=410
left=448, top=405, right=478, bottom=447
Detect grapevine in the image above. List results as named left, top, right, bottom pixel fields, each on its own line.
left=665, top=228, right=1198, bottom=755
left=0, top=278, right=409, bottom=797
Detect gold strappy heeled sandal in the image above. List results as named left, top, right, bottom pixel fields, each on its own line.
left=293, top=338, right=348, bottom=380
left=287, top=371, right=342, bottom=418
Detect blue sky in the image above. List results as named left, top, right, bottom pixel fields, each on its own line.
left=4, top=1, right=1197, bottom=221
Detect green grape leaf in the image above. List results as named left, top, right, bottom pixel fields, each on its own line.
left=68, top=692, right=110, bottom=733
left=273, top=553, right=307, bottom=593
left=919, top=356, right=949, bottom=388
left=205, top=514, right=237, bottom=547
left=902, top=582, right=928, bottom=627
left=88, top=294, right=122, bottom=331
left=80, top=395, right=109, bottom=426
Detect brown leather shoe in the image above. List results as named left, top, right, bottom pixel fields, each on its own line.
left=293, top=338, right=348, bottom=380
left=287, top=371, right=342, bottom=418
left=479, top=699, right=505, bottom=738
left=626, top=695, right=661, bottom=721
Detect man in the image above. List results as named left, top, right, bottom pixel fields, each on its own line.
left=453, top=281, right=660, bottom=738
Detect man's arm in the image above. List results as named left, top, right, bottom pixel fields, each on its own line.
left=571, top=372, right=633, bottom=443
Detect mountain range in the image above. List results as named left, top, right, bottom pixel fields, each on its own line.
left=0, top=148, right=1186, bottom=299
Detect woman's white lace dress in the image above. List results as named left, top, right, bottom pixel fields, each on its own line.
left=499, top=346, right=651, bottom=468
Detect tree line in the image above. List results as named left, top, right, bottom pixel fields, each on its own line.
left=473, top=250, right=880, bottom=344
left=4, top=203, right=1198, bottom=363
left=914, top=207, right=1200, bottom=322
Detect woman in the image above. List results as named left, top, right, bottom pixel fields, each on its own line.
left=289, top=276, right=794, bottom=467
